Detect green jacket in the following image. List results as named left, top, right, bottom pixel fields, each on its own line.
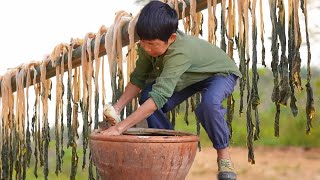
left=130, top=30, right=242, bottom=109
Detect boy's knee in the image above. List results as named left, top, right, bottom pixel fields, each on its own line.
left=201, top=96, right=222, bottom=108
left=196, top=98, right=225, bottom=116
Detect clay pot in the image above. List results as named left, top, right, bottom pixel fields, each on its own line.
left=89, top=128, right=199, bottom=180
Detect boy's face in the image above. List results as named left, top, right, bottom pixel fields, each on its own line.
left=140, top=33, right=176, bottom=57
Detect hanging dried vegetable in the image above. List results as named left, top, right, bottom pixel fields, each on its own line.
left=113, top=12, right=133, bottom=118
left=259, top=0, right=266, bottom=67
left=184, top=99, right=190, bottom=126
left=292, top=0, right=303, bottom=91
left=71, top=66, right=80, bottom=180
left=81, top=33, right=94, bottom=170
left=24, top=63, right=38, bottom=179
left=127, top=12, right=140, bottom=117
left=1, top=70, right=16, bottom=179
left=40, top=57, right=52, bottom=180
left=67, top=40, right=75, bottom=148
left=190, top=0, right=203, bottom=37
left=207, top=0, right=217, bottom=44
left=14, top=66, right=25, bottom=179
left=225, top=0, right=236, bottom=138
left=237, top=0, right=247, bottom=115
left=181, top=0, right=191, bottom=33
left=269, top=0, right=281, bottom=137
left=32, top=68, right=41, bottom=178
left=220, top=0, right=226, bottom=51
left=301, top=0, right=314, bottom=134
left=250, top=0, right=261, bottom=141
left=50, top=43, right=67, bottom=175
left=181, top=0, right=191, bottom=126
left=94, top=26, right=107, bottom=130
left=86, top=33, right=95, bottom=136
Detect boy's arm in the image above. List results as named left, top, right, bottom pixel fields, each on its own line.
left=102, top=82, right=141, bottom=128
left=113, top=82, right=141, bottom=113
left=102, top=98, right=157, bottom=135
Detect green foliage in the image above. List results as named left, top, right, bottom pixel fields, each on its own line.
left=25, top=141, right=93, bottom=180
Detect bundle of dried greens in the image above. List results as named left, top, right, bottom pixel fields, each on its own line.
left=40, top=57, right=52, bottom=180
left=226, top=0, right=236, bottom=139
left=269, top=0, right=281, bottom=137
left=190, top=0, right=203, bottom=37
left=181, top=0, right=191, bottom=33
left=301, top=0, right=314, bottom=134
left=207, top=0, right=218, bottom=44
left=113, top=12, right=132, bottom=118
left=50, top=43, right=68, bottom=175
left=1, top=70, right=16, bottom=179
left=105, top=11, right=131, bottom=105
left=287, top=0, right=298, bottom=117
left=250, top=0, right=261, bottom=141
left=237, top=0, right=247, bottom=116
left=220, top=0, right=227, bottom=51
left=259, top=0, right=266, bottom=67
left=127, top=12, right=140, bottom=117
left=24, top=62, right=39, bottom=179
left=31, top=67, right=41, bottom=178
left=94, top=26, right=107, bottom=130
left=15, top=65, right=27, bottom=179
left=71, top=66, right=81, bottom=180
left=81, top=33, right=95, bottom=170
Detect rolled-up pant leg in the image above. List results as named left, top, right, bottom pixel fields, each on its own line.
left=195, top=74, right=238, bottom=149
left=139, top=82, right=200, bottom=129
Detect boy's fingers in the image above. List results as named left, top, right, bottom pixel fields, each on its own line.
left=103, top=115, right=117, bottom=126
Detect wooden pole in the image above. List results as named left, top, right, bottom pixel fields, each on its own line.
left=0, top=0, right=217, bottom=96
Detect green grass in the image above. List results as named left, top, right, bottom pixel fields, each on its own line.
left=25, top=141, right=94, bottom=180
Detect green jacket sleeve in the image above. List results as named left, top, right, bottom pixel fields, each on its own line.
left=149, top=52, right=191, bottom=109
left=130, top=44, right=153, bottom=89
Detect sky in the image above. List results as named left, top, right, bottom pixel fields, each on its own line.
left=0, top=0, right=319, bottom=76
left=0, top=0, right=141, bottom=73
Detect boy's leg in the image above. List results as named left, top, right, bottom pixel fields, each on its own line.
left=195, top=74, right=237, bottom=150
left=139, top=82, right=200, bottom=129
left=139, top=84, right=172, bottom=129
left=194, top=74, right=238, bottom=179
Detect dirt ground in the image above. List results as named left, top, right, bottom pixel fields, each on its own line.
left=186, top=146, right=320, bottom=180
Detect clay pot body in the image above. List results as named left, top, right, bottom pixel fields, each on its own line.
left=89, top=128, right=199, bottom=180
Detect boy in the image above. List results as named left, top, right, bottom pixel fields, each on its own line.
left=102, top=1, right=241, bottom=179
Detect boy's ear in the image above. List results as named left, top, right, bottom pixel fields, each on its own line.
left=168, top=33, right=177, bottom=44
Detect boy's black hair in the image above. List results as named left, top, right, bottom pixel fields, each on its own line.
left=136, top=1, right=178, bottom=42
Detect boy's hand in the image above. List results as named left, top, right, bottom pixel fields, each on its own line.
left=103, top=103, right=121, bottom=126
left=100, top=103, right=123, bottom=135
left=101, top=125, right=121, bottom=136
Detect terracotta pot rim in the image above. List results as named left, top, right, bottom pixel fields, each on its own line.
left=89, top=128, right=199, bottom=143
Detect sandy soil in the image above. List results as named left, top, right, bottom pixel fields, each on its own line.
left=186, top=146, right=320, bottom=180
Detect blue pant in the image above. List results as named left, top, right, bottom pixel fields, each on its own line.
left=139, top=74, right=238, bottom=149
